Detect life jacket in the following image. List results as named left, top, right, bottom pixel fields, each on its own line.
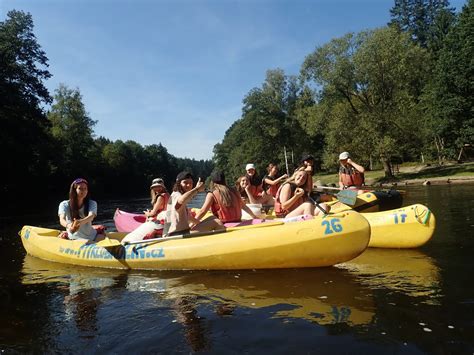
left=274, top=183, right=304, bottom=218
left=339, top=166, right=365, bottom=188
left=246, top=174, right=263, bottom=197
left=211, top=190, right=242, bottom=223
left=263, top=175, right=280, bottom=197
left=149, top=192, right=170, bottom=221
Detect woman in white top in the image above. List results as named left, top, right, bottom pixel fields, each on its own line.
left=58, top=178, right=104, bottom=241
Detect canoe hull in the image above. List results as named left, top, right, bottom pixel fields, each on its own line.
left=20, top=211, right=370, bottom=270
left=363, top=204, right=436, bottom=248
left=114, top=209, right=146, bottom=232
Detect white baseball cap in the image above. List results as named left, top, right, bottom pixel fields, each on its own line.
left=339, top=152, right=350, bottom=160
left=245, top=163, right=255, bottom=170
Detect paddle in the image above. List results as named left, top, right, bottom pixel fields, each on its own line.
left=122, top=220, right=285, bottom=247
left=307, top=195, right=328, bottom=215
left=313, top=186, right=358, bottom=206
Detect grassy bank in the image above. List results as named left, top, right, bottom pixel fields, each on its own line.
left=315, top=162, right=474, bottom=186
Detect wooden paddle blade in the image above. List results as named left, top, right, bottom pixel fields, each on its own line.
left=336, top=189, right=358, bottom=205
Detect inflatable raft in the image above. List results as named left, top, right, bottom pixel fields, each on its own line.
left=19, top=210, right=370, bottom=270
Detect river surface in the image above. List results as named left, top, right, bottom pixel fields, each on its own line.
left=0, top=185, right=473, bottom=353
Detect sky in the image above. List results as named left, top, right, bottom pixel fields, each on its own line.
left=1, top=0, right=467, bottom=160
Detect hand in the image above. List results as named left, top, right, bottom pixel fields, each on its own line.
left=69, top=219, right=80, bottom=233
left=195, top=177, right=205, bottom=192
left=295, top=187, right=305, bottom=197
left=281, top=174, right=288, bottom=180
left=347, top=158, right=353, bottom=164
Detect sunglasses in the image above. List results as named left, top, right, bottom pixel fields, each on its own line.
left=73, top=178, right=88, bottom=185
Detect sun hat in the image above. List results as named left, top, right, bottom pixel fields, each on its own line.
left=339, top=152, right=350, bottom=160
left=211, top=170, right=226, bottom=185
left=150, top=178, right=165, bottom=189
left=245, top=163, right=255, bottom=171
left=176, top=171, right=193, bottom=182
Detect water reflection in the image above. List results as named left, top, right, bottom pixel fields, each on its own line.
left=22, top=256, right=376, bottom=328
left=337, top=249, right=441, bottom=303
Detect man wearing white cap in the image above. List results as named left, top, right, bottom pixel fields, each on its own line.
left=338, top=152, right=365, bottom=189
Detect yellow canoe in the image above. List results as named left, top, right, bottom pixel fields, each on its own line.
left=363, top=204, right=435, bottom=248
left=19, top=210, right=370, bottom=270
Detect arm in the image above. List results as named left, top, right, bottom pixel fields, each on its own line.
left=339, top=172, right=345, bottom=189
left=347, top=159, right=365, bottom=173
left=175, top=178, right=205, bottom=211
left=279, top=185, right=305, bottom=211
left=241, top=199, right=258, bottom=219
left=264, top=174, right=288, bottom=186
left=145, top=195, right=165, bottom=217
left=76, top=211, right=96, bottom=226
left=194, top=192, right=214, bottom=220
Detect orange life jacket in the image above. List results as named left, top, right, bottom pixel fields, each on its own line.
left=150, top=192, right=170, bottom=221
left=211, top=190, right=242, bottom=223
left=339, top=166, right=365, bottom=187
left=274, top=183, right=304, bottom=218
left=263, top=175, right=280, bottom=197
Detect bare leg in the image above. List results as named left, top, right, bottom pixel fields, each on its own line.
left=285, top=202, right=315, bottom=218
left=314, top=203, right=330, bottom=216
left=192, top=216, right=225, bottom=233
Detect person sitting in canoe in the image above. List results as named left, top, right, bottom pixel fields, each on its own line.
left=144, top=177, right=170, bottom=220
left=236, top=175, right=273, bottom=207
left=195, top=170, right=258, bottom=224
left=120, top=177, right=170, bottom=244
left=244, top=163, right=274, bottom=205
left=294, top=154, right=316, bottom=192
left=274, top=170, right=329, bottom=218
left=58, top=178, right=105, bottom=241
left=262, top=163, right=288, bottom=198
left=338, top=151, right=365, bottom=189
left=165, top=171, right=224, bottom=237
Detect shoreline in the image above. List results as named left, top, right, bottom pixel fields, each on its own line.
left=369, top=175, right=474, bottom=187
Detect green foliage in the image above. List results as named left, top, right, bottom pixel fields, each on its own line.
left=389, top=0, right=455, bottom=49
left=301, top=27, right=431, bottom=177
left=213, top=69, right=316, bottom=182
left=0, top=10, right=54, bottom=199
left=48, top=84, right=97, bottom=178
left=422, top=0, right=474, bottom=161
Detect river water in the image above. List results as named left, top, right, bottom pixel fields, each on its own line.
left=0, top=184, right=473, bottom=353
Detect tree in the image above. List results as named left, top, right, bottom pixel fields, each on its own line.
left=48, top=84, right=97, bottom=178
left=213, top=69, right=312, bottom=181
left=389, top=0, right=455, bottom=49
left=0, top=10, right=53, bottom=200
left=422, top=0, right=474, bottom=162
left=301, top=27, right=431, bottom=177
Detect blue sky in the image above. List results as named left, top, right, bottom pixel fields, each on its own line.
left=2, top=0, right=467, bottom=160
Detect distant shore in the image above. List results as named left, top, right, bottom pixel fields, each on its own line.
left=317, top=161, right=474, bottom=187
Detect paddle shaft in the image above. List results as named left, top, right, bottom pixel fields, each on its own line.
left=307, top=195, right=327, bottom=215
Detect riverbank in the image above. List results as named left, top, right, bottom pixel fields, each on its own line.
left=316, top=161, right=474, bottom=187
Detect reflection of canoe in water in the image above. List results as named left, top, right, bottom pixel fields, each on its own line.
left=144, top=268, right=376, bottom=326
left=337, top=248, right=441, bottom=300
left=19, top=210, right=370, bottom=270
left=21, top=256, right=375, bottom=326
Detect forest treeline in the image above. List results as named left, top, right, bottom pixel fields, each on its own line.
left=214, top=0, right=473, bottom=181
left=1, top=0, right=473, bottom=208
